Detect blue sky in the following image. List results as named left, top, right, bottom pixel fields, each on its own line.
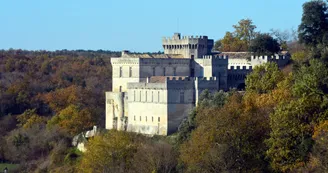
left=1, top=0, right=309, bottom=52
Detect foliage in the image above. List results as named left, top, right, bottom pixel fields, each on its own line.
left=245, top=62, right=284, bottom=94
left=298, top=0, right=328, bottom=47
left=78, top=130, right=138, bottom=173
left=249, top=33, right=280, bottom=55
left=215, top=19, right=257, bottom=52
left=48, top=104, right=94, bottom=136
left=17, top=109, right=46, bottom=129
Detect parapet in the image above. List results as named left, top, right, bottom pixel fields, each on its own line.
left=228, top=65, right=253, bottom=70
left=251, top=55, right=288, bottom=60
left=162, top=34, right=209, bottom=43
left=165, top=76, right=218, bottom=82
left=201, top=55, right=228, bottom=59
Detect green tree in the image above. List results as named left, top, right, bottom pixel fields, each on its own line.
left=298, top=0, right=328, bottom=47
left=246, top=62, right=284, bottom=94
left=249, top=33, right=280, bottom=55
left=233, top=18, right=257, bottom=48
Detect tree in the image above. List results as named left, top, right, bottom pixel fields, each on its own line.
left=266, top=99, right=314, bottom=172
left=298, top=0, right=328, bottom=47
left=245, top=62, right=284, bottom=94
left=219, top=32, right=247, bottom=52
left=311, top=120, right=328, bottom=172
left=233, top=19, right=257, bottom=48
left=215, top=19, right=258, bottom=52
left=249, top=33, right=280, bottom=55
left=17, top=109, right=46, bottom=129
left=78, top=131, right=138, bottom=173
left=270, top=29, right=292, bottom=51
left=180, top=93, right=270, bottom=172
left=48, top=105, right=94, bottom=135
left=130, top=141, right=178, bottom=173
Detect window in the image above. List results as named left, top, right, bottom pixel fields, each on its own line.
left=145, top=91, right=148, bottom=102
left=151, top=91, right=154, bottom=102
left=158, top=117, right=160, bottom=122
left=158, top=91, right=160, bottom=102
left=180, top=91, right=184, bottom=103
left=119, top=67, right=122, bottom=77
left=134, top=91, right=136, bottom=101
left=146, top=116, right=148, bottom=122
left=140, top=91, right=142, bottom=101
left=129, top=67, right=132, bottom=77
left=134, top=116, right=136, bottom=121
left=173, top=67, right=176, bottom=76
left=140, top=116, right=141, bottom=121
left=119, top=86, right=122, bottom=92
left=153, top=67, right=156, bottom=76
left=152, top=116, right=154, bottom=122
left=163, top=68, right=166, bottom=76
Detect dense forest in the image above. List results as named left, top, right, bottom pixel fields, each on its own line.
left=1, top=1, right=328, bottom=172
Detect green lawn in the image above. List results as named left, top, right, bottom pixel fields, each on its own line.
left=0, top=163, right=19, bottom=172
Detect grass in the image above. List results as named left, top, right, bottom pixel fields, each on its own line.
left=0, top=163, right=19, bottom=172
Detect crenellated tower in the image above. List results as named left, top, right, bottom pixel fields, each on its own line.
left=162, top=33, right=214, bottom=58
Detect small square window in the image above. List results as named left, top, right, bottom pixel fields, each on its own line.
left=158, top=117, right=160, bottom=122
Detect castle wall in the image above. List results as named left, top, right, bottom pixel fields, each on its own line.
left=106, top=92, right=125, bottom=130
left=111, top=58, right=140, bottom=92
left=139, top=58, right=190, bottom=78
left=227, top=66, right=252, bottom=89
left=228, top=58, right=251, bottom=69
left=127, top=83, right=168, bottom=135
left=194, top=55, right=228, bottom=90
left=250, top=55, right=290, bottom=68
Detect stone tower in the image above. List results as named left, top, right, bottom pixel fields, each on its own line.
left=162, top=33, right=214, bottom=59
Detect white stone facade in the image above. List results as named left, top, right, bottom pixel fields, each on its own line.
left=105, top=33, right=290, bottom=136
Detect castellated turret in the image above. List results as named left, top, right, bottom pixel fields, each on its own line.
left=162, top=33, right=214, bottom=58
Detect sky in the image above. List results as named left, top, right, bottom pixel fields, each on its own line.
left=1, top=0, right=309, bottom=52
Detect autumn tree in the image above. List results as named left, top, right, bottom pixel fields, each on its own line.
left=48, top=104, right=94, bottom=135
left=78, top=130, right=138, bottom=173
left=215, top=19, right=257, bottom=52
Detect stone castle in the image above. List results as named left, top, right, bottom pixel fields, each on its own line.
left=105, top=33, right=290, bottom=135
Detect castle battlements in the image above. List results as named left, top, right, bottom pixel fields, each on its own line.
left=228, top=66, right=252, bottom=70
left=162, top=35, right=208, bottom=41
left=202, top=55, right=228, bottom=59
left=251, top=55, right=287, bottom=60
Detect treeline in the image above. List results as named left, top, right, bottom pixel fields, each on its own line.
left=0, top=49, right=113, bottom=172
left=213, top=19, right=300, bottom=55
